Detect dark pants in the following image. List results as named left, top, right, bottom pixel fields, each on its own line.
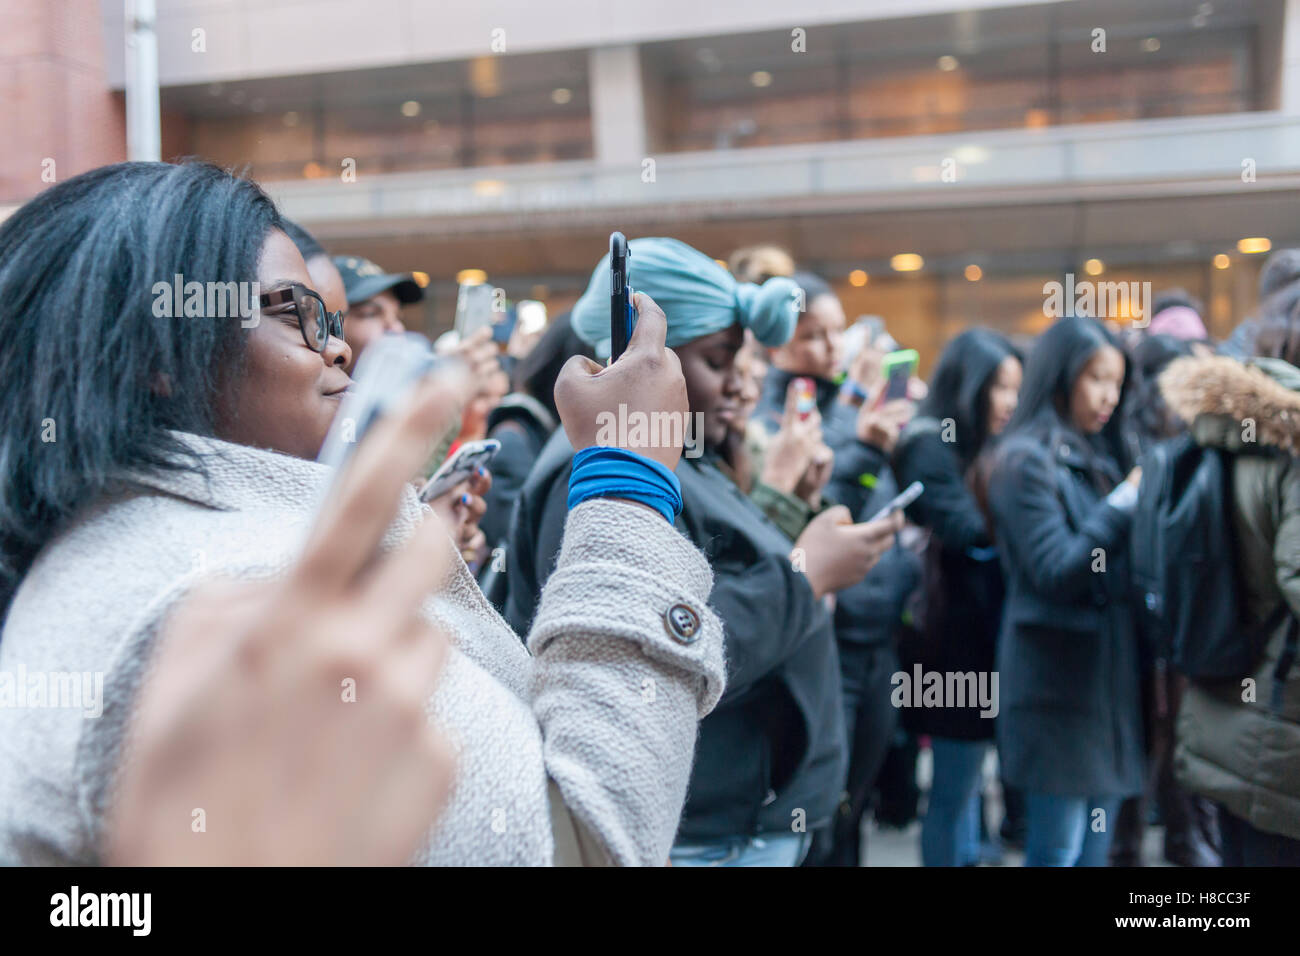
left=1219, top=807, right=1300, bottom=866
left=804, top=642, right=898, bottom=866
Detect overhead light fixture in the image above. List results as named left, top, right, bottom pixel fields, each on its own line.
left=1084, top=258, right=1104, bottom=276
left=964, top=264, right=983, bottom=282
left=470, top=57, right=502, bottom=98
left=953, top=144, right=990, bottom=165
left=1141, top=37, right=1161, bottom=53
left=472, top=179, right=506, bottom=197
left=750, top=70, right=773, bottom=88
left=401, top=100, right=421, bottom=117
left=937, top=55, right=959, bottom=72
left=456, top=269, right=488, bottom=286
left=1237, top=237, right=1271, bottom=254
left=1213, top=253, right=1230, bottom=269
left=411, top=271, right=430, bottom=288
left=551, top=87, right=572, bottom=104
left=891, top=254, right=924, bottom=273
left=849, top=269, right=869, bottom=287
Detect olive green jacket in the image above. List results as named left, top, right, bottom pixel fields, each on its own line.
left=1160, top=354, right=1300, bottom=840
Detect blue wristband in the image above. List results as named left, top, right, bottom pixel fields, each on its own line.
left=567, top=446, right=683, bottom=524
left=840, top=379, right=869, bottom=402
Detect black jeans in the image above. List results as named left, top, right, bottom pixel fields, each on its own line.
left=1218, top=806, right=1300, bottom=866
left=804, top=642, right=899, bottom=866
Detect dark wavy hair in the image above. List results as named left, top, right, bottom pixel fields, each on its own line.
left=0, top=161, right=281, bottom=612
left=1002, top=315, right=1136, bottom=490
left=916, top=328, right=1022, bottom=466
left=1253, top=292, right=1300, bottom=368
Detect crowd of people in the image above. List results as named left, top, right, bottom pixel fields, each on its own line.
left=0, top=159, right=1296, bottom=867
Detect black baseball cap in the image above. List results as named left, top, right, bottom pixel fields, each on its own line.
left=332, top=255, right=425, bottom=307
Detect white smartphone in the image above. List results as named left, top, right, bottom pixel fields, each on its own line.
left=418, top=439, right=501, bottom=502
left=316, top=333, right=444, bottom=484
left=867, top=480, right=924, bottom=524
left=454, top=281, right=497, bottom=340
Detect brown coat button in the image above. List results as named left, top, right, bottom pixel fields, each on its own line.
left=664, top=603, right=701, bottom=644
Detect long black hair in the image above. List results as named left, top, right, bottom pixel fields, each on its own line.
left=0, top=161, right=281, bottom=611
left=1128, top=333, right=1194, bottom=452
left=1002, top=315, right=1135, bottom=488
left=511, top=312, right=595, bottom=421
left=916, top=328, right=1021, bottom=465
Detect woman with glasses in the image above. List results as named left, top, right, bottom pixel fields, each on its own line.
left=0, top=161, right=725, bottom=866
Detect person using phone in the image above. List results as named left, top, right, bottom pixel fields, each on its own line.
left=987, top=315, right=1144, bottom=867
left=752, top=270, right=922, bottom=865
left=506, top=238, right=902, bottom=867
left=283, top=223, right=491, bottom=564
left=107, top=383, right=459, bottom=865
left=0, top=162, right=725, bottom=866
left=891, top=329, right=1023, bottom=866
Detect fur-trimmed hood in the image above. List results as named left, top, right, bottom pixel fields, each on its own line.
left=1159, top=354, right=1300, bottom=454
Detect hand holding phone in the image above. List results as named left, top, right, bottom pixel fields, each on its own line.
left=794, top=377, right=817, bottom=420
left=418, top=439, right=501, bottom=502
left=867, top=480, right=924, bottom=524
left=880, top=349, right=919, bottom=404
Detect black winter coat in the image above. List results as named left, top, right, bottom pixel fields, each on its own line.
left=892, top=420, right=1005, bottom=740
left=503, top=430, right=847, bottom=840
left=988, top=429, right=1145, bottom=797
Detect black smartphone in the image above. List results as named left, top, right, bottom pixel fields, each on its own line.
left=609, top=231, right=634, bottom=362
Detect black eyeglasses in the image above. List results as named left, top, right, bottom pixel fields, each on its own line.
left=258, top=283, right=344, bottom=352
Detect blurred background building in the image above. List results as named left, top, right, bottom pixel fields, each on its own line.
left=7, top=0, right=1300, bottom=364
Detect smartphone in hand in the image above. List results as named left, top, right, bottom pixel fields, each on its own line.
left=880, top=348, right=919, bottom=402
left=418, top=439, right=501, bottom=502
left=867, top=480, right=924, bottom=524
left=609, top=231, right=634, bottom=363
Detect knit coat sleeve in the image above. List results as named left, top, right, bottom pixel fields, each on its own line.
left=524, top=497, right=726, bottom=865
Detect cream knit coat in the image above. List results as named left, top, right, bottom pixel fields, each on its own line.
left=0, top=435, right=725, bottom=865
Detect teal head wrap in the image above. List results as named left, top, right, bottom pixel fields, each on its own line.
left=570, top=237, right=799, bottom=359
